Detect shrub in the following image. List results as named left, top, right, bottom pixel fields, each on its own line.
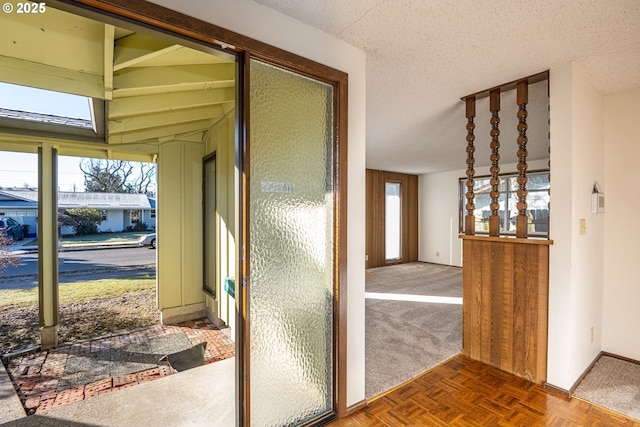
left=65, top=208, right=103, bottom=235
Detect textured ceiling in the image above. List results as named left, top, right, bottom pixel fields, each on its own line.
left=254, top=0, right=640, bottom=174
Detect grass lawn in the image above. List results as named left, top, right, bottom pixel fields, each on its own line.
left=0, top=275, right=155, bottom=306
left=0, top=275, right=158, bottom=353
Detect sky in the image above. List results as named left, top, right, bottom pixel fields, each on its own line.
left=0, top=152, right=86, bottom=191
left=0, top=82, right=150, bottom=192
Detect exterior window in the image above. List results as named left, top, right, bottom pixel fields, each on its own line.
left=130, top=210, right=141, bottom=223
left=203, top=154, right=216, bottom=297
left=150, top=209, right=156, bottom=219
left=100, top=210, right=107, bottom=221
left=459, top=170, right=550, bottom=237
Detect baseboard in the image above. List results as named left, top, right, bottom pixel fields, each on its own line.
left=342, top=399, right=367, bottom=416
left=543, top=382, right=571, bottom=397
left=569, top=351, right=603, bottom=396
left=602, top=351, right=640, bottom=366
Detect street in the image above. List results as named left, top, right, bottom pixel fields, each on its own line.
left=0, top=247, right=156, bottom=289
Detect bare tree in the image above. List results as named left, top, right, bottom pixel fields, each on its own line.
left=79, top=159, right=156, bottom=196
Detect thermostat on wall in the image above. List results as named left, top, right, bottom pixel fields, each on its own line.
left=591, top=192, right=604, bottom=213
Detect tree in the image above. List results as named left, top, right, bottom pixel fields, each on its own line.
left=79, top=159, right=156, bottom=196
left=65, top=208, right=103, bottom=235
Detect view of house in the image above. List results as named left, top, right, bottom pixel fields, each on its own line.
left=0, top=0, right=638, bottom=426
left=0, top=189, right=156, bottom=236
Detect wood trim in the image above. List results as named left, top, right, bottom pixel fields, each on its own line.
left=461, top=70, right=549, bottom=101
left=49, top=1, right=350, bottom=422
left=335, top=71, right=349, bottom=417
left=568, top=351, right=603, bottom=396
left=460, top=234, right=553, bottom=246
left=365, top=169, right=418, bottom=269
left=344, top=400, right=368, bottom=417
left=602, top=351, right=640, bottom=366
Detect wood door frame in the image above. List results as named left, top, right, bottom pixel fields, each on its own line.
left=53, top=0, right=349, bottom=422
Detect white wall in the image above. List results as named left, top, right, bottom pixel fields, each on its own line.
left=150, top=0, right=367, bottom=407
left=602, top=88, right=640, bottom=360
left=419, top=159, right=549, bottom=267
left=98, top=210, right=122, bottom=233
left=547, top=63, right=605, bottom=390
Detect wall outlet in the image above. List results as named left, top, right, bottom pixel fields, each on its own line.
left=436, top=251, right=440, bottom=257
left=590, top=327, right=594, bottom=343
left=365, top=254, right=368, bottom=262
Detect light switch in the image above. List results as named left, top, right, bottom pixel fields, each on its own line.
left=579, top=218, right=586, bottom=235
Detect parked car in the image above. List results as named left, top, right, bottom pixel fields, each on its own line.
left=138, top=233, right=156, bottom=249
left=0, top=217, right=24, bottom=241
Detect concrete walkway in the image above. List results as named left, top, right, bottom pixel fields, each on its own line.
left=0, top=362, right=25, bottom=424
left=0, top=357, right=235, bottom=427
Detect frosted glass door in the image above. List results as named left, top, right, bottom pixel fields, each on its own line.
left=248, top=59, right=334, bottom=425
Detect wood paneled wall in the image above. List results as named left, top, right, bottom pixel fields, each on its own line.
left=366, top=169, right=418, bottom=269
left=461, top=236, right=551, bottom=383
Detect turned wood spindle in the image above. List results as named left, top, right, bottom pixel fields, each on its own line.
left=465, top=96, right=476, bottom=235
left=515, top=80, right=529, bottom=238
left=489, top=89, right=501, bottom=237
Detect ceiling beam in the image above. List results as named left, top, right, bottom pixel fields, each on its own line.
left=108, top=119, right=214, bottom=145
left=104, top=24, right=115, bottom=101
left=113, top=79, right=235, bottom=98
left=0, top=55, right=104, bottom=99
left=108, top=105, right=225, bottom=134
left=113, top=33, right=182, bottom=71
left=109, top=88, right=235, bottom=118
left=114, top=63, right=235, bottom=91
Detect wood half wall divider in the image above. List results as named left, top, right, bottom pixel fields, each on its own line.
left=460, top=72, right=552, bottom=384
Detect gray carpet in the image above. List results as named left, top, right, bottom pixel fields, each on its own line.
left=574, top=355, right=640, bottom=421
left=366, top=262, right=462, bottom=398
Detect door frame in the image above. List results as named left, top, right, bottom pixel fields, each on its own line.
left=55, top=0, right=349, bottom=422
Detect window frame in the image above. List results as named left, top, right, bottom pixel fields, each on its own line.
left=459, top=169, right=550, bottom=237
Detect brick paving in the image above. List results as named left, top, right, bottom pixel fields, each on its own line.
left=3, top=318, right=234, bottom=414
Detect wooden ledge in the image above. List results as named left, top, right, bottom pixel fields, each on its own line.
left=459, top=234, right=553, bottom=246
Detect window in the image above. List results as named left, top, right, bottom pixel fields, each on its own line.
left=460, top=170, right=550, bottom=237
left=100, top=210, right=107, bottom=221
left=130, top=210, right=141, bottom=223
left=150, top=209, right=156, bottom=219
left=203, top=154, right=216, bottom=297
left=385, top=181, right=402, bottom=260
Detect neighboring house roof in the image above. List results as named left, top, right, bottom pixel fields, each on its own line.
left=0, top=189, right=152, bottom=210
left=0, top=107, right=93, bottom=129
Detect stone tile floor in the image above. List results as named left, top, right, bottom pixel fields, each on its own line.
left=2, top=318, right=235, bottom=414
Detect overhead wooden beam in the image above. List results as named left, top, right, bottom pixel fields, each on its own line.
left=108, top=88, right=235, bottom=118
left=0, top=55, right=104, bottom=99
left=114, top=63, right=235, bottom=91
left=460, top=70, right=548, bottom=101
left=114, top=79, right=235, bottom=98
left=113, top=32, right=181, bottom=71
left=108, top=119, right=214, bottom=144
left=108, top=105, right=225, bottom=134
left=104, top=24, right=115, bottom=101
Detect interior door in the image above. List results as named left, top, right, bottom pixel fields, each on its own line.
left=240, top=56, right=337, bottom=426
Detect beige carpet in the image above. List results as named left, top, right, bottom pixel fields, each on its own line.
left=365, top=262, right=462, bottom=399
left=574, top=355, right=640, bottom=421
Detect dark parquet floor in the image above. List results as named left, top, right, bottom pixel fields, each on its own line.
left=329, top=354, right=640, bottom=426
